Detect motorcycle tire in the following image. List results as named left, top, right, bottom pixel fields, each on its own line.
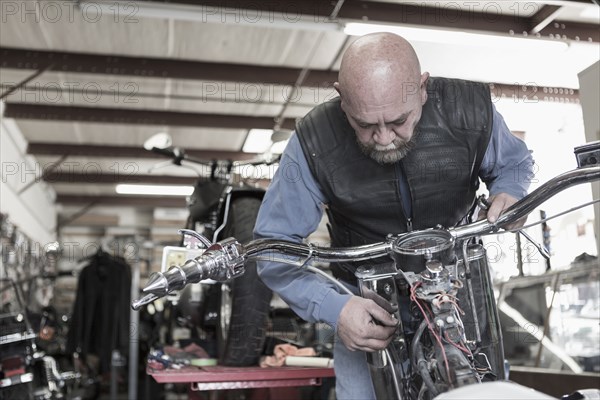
left=218, top=196, right=272, bottom=366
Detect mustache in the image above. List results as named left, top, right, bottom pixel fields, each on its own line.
left=356, top=132, right=419, bottom=164
left=373, top=138, right=410, bottom=152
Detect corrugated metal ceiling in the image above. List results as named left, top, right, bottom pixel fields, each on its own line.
left=0, top=0, right=598, bottom=206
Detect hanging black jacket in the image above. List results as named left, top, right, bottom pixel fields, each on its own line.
left=66, top=251, right=131, bottom=373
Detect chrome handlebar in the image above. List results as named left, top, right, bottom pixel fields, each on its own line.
left=132, top=238, right=245, bottom=310
left=132, top=165, right=599, bottom=310
left=449, top=165, right=600, bottom=239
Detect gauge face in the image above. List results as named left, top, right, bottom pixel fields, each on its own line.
left=393, top=230, right=453, bottom=255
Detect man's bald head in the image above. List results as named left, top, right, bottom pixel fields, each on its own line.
left=337, top=33, right=422, bottom=107
left=334, top=33, right=429, bottom=164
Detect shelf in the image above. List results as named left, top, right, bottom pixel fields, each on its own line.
left=0, top=372, right=34, bottom=388
left=0, top=331, right=36, bottom=346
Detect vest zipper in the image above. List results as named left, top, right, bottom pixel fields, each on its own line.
left=397, top=162, right=414, bottom=232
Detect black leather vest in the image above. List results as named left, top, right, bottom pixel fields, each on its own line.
left=296, top=77, right=492, bottom=280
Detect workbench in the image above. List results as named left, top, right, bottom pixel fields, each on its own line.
left=148, top=364, right=336, bottom=399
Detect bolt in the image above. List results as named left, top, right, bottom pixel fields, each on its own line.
left=446, top=316, right=455, bottom=324
left=435, top=319, right=445, bottom=328
left=383, top=283, right=392, bottom=295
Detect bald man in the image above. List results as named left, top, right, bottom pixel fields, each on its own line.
left=254, top=33, right=533, bottom=399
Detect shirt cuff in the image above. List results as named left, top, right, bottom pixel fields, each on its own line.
left=316, top=288, right=352, bottom=330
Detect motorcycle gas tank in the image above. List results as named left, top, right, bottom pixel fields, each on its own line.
left=434, top=381, right=554, bottom=399
left=188, top=180, right=227, bottom=221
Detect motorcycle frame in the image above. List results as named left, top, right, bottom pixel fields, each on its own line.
left=134, top=160, right=600, bottom=399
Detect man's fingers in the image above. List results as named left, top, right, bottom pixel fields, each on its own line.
left=365, top=301, right=398, bottom=327
left=481, top=193, right=509, bottom=223
left=486, top=193, right=521, bottom=226
left=362, top=288, right=397, bottom=314
left=476, top=193, right=525, bottom=225
left=349, top=329, right=396, bottom=352
left=352, top=340, right=392, bottom=352
left=365, top=322, right=397, bottom=341
left=337, top=296, right=398, bottom=352
left=487, top=196, right=505, bottom=223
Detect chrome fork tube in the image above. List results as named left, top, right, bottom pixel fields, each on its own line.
left=355, top=264, right=407, bottom=400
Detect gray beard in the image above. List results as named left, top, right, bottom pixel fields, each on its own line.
left=356, top=134, right=417, bottom=164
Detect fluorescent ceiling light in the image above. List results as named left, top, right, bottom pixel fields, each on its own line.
left=243, top=129, right=274, bottom=153
left=116, top=184, right=193, bottom=196
left=580, top=6, right=600, bottom=20
left=344, top=23, right=569, bottom=52
left=80, top=0, right=341, bottom=31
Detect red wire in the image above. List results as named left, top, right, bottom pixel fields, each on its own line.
left=440, top=297, right=466, bottom=316
left=410, top=283, right=452, bottom=386
left=444, top=331, right=472, bottom=355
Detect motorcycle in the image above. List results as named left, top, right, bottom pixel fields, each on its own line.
left=142, top=132, right=287, bottom=366
left=133, top=141, right=599, bottom=398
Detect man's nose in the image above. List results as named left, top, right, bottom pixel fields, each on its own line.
left=373, top=125, right=395, bottom=146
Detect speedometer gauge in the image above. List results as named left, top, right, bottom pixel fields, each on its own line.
left=394, top=230, right=453, bottom=254
left=391, top=229, right=455, bottom=272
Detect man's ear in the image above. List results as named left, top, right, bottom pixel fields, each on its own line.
left=420, top=72, right=430, bottom=105
left=334, top=82, right=347, bottom=113
left=333, top=82, right=342, bottom=98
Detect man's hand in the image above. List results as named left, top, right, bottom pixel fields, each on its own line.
left=477, top=192, right=527, bottom=230
left=337, top=296, right=398, bottom=352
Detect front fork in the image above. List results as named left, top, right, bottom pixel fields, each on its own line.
left=356, top=264, right=409, bottom=400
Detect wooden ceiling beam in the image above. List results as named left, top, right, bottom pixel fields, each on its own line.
left=45, top=172, right=197, bottom=185
left=529, top=5, right=564, bottom=34
left=4, top=103, right=297, bottom=130
left=56, top=194, right=187, bottom=207
left=43, top=171, right=271, bottom=186
left=0, top=47, right=337, bottom=87
left=27, top=142, right=260, bottom=160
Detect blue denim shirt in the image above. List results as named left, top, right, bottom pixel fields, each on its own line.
left=254, top=105, right=533, bottom=330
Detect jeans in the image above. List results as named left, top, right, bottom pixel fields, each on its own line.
left=334, top=338, right=376, bottom=400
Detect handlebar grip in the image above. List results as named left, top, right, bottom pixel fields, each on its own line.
left=131, top=293, right=159, bottom=310
left=132, top=238, right=246, bottom=310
